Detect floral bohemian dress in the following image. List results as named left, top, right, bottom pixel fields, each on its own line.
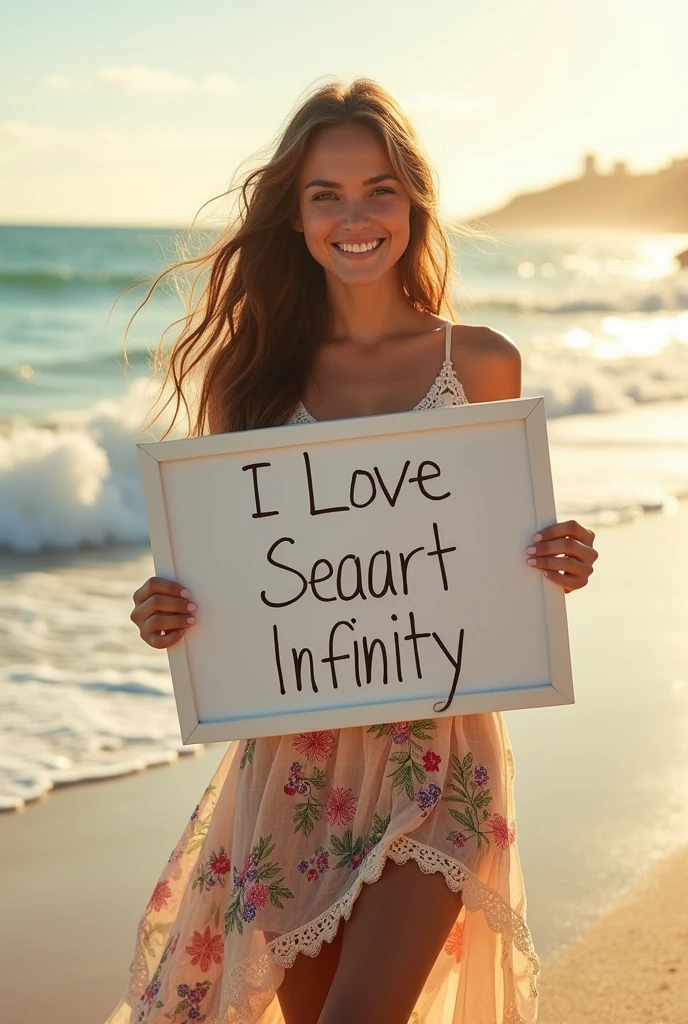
left=106, top=323, right=541, bottom=1024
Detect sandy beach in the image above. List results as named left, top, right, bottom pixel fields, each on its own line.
left=536, top=841, right=688, bottom=1023
left=1, top=501, right=687, bottom=1023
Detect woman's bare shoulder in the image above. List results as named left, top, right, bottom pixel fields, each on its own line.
left=450, top=324, right=522, bottom=403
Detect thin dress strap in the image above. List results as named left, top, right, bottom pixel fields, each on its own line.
left=444, top=320, right=453, bottom=363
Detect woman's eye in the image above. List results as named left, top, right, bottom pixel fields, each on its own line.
left=312, top=187, right=395, bottom=202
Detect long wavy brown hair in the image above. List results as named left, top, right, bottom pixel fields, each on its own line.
left=127, top=77, right=486, bottom=437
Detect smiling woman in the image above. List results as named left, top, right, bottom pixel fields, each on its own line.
left=107, top=76, right=600, bottom=1024
left=302, top=170, right=401, bottom=259
left=295, top=133, right=411, bottom=287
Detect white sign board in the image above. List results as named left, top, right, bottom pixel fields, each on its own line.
left=137, top=398, right=574, bottom=744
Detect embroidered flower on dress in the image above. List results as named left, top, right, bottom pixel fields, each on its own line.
left=233, top=854, right=255, bottom=888
left=224, top=835, right=294, bottom=936
left=139, top=978, right=160, bottom=1013
left=368, top=720, right=438, bottom=801
left=146, top=880, right=172, bottom=912
left=136, top=933, right=179, bottom=1020
left=292, top=731, right=336, bottom=762
left=326, top=786, right=358, bottom=826
left=315, top=849, right=329, bottom=871
left=209, top=852, right=230, bottom=876
left=284, top=763, right=327, bottom=835
left=184, top=926, right=223, bottom=973
left=488, top=813, right=516, bottom=849
left=245, top=882, right=270, bottom=909
left=297, top=845, right=330, bottom=881
left=189, top=985, right=209, bottom=1006
left=175, top=980, right=212, bottom=1019
left=451, top=832, right=467, bottom=848
left=284, top=762, right=303, bottom=796
left=240, top=738, right=257, bottom=769
left=415, top=782, right=442, bottom=816
left=242, top=903, right=257, bottom=923
left=444, top=751, right=495, bottom=850
left=193, top=846, right=231, bottom=893
left=284, top=762, right=310, bottom=796
left=328, top=814, right=390, bottom=872
left=390, top=721, right=411, bottom=744
left=444, top=920, right=465, bottom=963
left=422, top=750, right=442, bottom=772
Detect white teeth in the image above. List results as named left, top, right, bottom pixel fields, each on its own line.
left=335, top=239, right=382, bottom=253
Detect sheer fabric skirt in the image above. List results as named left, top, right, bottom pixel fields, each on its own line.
left=106, top=712, right=540, bottom=1024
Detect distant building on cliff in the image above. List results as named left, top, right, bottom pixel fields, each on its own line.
left=466, top=151, right=688, bottom=233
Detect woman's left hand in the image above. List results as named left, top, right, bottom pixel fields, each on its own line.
left=525, top=519, right=599, bottom=593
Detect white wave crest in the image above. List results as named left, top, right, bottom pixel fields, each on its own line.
left=0, top=379, right=177, bottom=552
left=523, top=332, right=688, bottom=416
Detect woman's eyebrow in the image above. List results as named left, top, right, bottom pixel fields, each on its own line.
left=303, top=173, right=399, bottom=189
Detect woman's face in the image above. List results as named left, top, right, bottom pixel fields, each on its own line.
left=294, top=123, right=412, bottom=286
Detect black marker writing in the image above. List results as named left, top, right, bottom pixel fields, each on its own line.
left=242, top=462, right=279, bottom=518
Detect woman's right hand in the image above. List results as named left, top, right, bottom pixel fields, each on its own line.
left=130, top=576, right=197, bottom=648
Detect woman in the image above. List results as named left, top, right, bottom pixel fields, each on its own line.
left=111, top=78, right=598, bottom=1024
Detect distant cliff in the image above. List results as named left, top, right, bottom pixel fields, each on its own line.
left=467, top=152, right=688, bottom=233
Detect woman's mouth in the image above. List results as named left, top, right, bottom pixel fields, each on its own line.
left=331, top=238, right=385, bottom=258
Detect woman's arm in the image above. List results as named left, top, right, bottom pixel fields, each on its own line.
left=130, top=393, right=226, bottom=649
left=464, top=327, right=599, bottom=594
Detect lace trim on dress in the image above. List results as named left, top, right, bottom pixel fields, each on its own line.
left=289, top=325, right=469, bottom=424
left=414, top=358, right=468, bottom=410
left=289, top=401, right=319, bottom=425
left=290, top=360, right=468, bottom=425
left=217, top=833, right=540, bottom=1024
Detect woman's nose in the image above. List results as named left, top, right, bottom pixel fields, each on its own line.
left=339, top=199, right=370, bottom=228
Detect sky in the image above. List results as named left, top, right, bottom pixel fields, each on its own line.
left=2, top=0, right=686, bottom=226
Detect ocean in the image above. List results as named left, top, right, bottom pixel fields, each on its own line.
left=1, top=223, right=688, bottom=811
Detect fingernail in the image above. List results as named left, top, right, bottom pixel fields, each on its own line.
left=527, top=558, right=537, bottom=565
left=526, top=546, right=536, bottom=554
left=187, top=616, right=196, bottom=625
left=532, top=533, right=542, bottom=542
left=180, top=589, right=190, bottom=598
left=187, top=603, right=197, bottom=612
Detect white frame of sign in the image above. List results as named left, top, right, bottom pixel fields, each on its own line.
left=138, top=397, right=573, bottom=744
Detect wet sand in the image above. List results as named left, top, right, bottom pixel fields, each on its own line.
left=537, top=842, right=688, bottom=1023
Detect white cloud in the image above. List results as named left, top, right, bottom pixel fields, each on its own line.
left=137, top=128, right=246, bottom=152
left=407, top=92, right=491, bottom=117
left=0, top=121, right=256, bottom=159
left=94, top=65, right=192, bottom=93
left=42, top=73, right=75, bottom=92
left=0, top=121, right=57, bottom=147
left=199, top=73, right=241, bottom=95
left=0, top=121, right=123, bottom=153
left=40, top=66, right=242, bottom=96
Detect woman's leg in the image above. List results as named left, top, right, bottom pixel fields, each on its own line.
left=263, top=926, right=344, bottom=1024
left=317, top=858, right=463, bottom=1024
